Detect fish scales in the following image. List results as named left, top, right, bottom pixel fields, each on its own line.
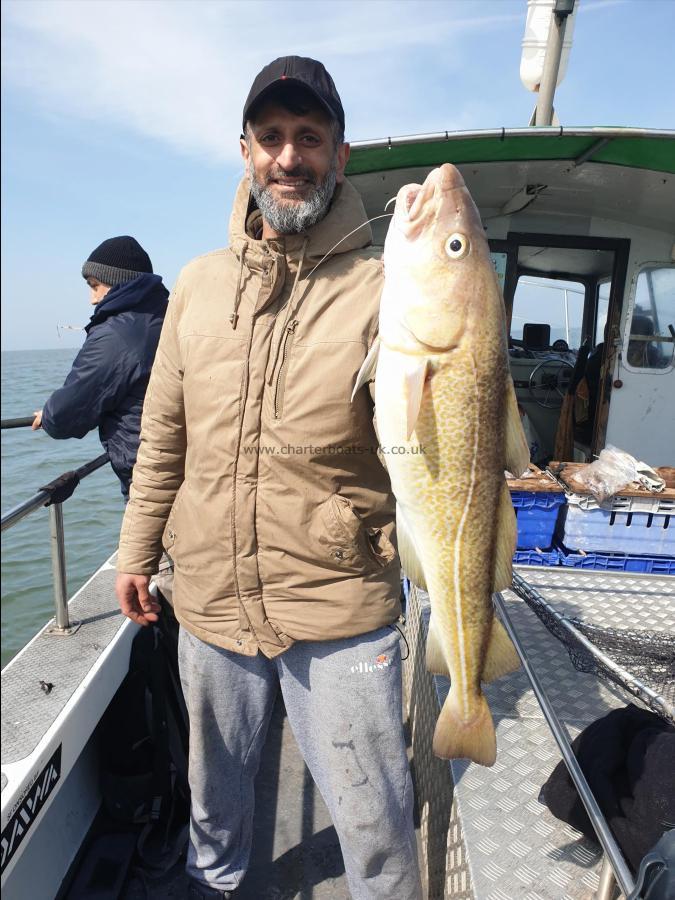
left=354, top=163, right=529, bottom=766
left=379, top=334, right=505, bottom=723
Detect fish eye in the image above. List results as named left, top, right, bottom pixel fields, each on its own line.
left=445, top=233, right=469, bottom=259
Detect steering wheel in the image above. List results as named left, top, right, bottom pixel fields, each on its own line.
left=528, top=358, right=575, bottom=408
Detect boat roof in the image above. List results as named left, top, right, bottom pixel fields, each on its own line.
left=346, top=126, right=675, bottom=176
left=346, top=127, right=675, bottom=237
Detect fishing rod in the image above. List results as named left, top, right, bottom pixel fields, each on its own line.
left=1, top=415, right=38, bottom=429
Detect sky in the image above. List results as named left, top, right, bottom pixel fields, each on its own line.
left=2, top=0, right=674, bottom=352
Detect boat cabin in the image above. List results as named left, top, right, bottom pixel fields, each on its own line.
left=347, top=127, right=675, bottom=467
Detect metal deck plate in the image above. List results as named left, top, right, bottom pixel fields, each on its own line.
left=511, top=567, right=674, bottom=631
left=1, top=559, right=126, bottom=766
left=511, top=567, right=675, bottom=707
left=412, top=567, right=674, bottom=899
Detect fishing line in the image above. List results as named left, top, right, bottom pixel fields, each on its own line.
left=56, top=324, right=85, bottom=339
left=304, top=212, right=393, bottom=279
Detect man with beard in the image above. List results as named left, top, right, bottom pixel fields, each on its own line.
left=115, top=57, right=422, bottom=900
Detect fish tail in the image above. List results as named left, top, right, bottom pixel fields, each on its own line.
left=432, top=689, right=497, bottom=766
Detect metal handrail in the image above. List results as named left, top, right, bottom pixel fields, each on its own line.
left=1, top=453, right=111, bottom=635
left=1, top=453, right=110, bottom=531
left=1, top=488, right=55, bottom=531
left=494, top=592, right=636, bottom=898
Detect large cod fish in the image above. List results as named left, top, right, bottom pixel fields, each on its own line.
left=354, top=164, right=530, bottom=766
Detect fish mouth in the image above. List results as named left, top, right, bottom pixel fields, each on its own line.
left=403, top=184, right=427, bottom=225
left=397, top=164, right=466, bottom=229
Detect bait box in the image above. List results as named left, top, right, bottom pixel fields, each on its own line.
left=511, top=491, right=566, bottom=550
left=560, top=503, right=674, bottom=556
left=560, top=550, right=675, bottom=575
left=512, top=547, right=561, bottom=566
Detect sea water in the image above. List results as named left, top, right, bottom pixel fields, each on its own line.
left=1, top=349, right=123, bottom=667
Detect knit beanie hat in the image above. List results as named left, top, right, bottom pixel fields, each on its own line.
left=81, top=236, right=153, bottom=287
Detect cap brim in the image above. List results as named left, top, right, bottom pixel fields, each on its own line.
left=243, top=77, right=338, bottom=130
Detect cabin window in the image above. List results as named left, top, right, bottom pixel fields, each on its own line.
left=511, top=275, right=585, bottom=351
left=625, top=266, right=675, bottom=370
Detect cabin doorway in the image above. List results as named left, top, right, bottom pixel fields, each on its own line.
left=491, top=233, right=630, bottom=465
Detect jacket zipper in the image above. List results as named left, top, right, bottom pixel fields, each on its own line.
left=274, top=320, right=299, bottom=419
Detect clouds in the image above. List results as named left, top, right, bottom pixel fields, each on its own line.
left=3, top=1, right=237, bottom=163
left=1, top=0, right=670, bottom=351
left=2, top=0, right=525, bottom=164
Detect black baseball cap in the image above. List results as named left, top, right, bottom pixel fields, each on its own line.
left=242, top=56, right=345, bottom=133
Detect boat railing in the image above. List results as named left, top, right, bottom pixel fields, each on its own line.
left=405, top=563, right=668, bottom=898
left=1, top=416, right=110, bottom=635
left=494, top=588, right=636, bottom=899
left=502, top=569, right=675, bottom=898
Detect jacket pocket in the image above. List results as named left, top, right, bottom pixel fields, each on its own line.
left=161, top=484, right=186, bottom=556
left=317, top=493, right=396, bottom=574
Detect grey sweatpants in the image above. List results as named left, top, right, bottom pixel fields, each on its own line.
left=178, top=625, right=423, bottom=900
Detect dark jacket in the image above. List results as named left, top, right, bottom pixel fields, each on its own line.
left=42, top=274, right=169, bottom=497
left=540, top=704, right=675, bottom=871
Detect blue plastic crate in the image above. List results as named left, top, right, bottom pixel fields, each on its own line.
left=561, top=504, right=674, bottom=556
left=513, top=547, right=561, bottom=567
left=510, top=491, right=566, bottom=550
left=560, top=550, right=675, bottom=575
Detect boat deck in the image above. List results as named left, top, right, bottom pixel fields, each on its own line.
left=2, top=560, right=673, bottom=899
left=404, top=566, right=674, bottom=900
left=0, top=551, right=417, bottom=900
left=121, top=693, right=355, bottom=899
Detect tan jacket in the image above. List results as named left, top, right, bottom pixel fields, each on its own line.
left=117, top=178, right=400, bottom=657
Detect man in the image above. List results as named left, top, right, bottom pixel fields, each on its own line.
left=115, top=57, right=422, bottom=900
left=33, top=236, right=169, bottom=499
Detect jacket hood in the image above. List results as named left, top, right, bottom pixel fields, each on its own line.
left=87, top=273, right=168, bottom=331
left=228, top=177, right=374, bottom=268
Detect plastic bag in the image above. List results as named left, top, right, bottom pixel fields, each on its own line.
left=575, top=445, right=664, bottom=504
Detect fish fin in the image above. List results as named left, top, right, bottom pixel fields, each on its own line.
left=425, top=614, right=450, bottom=675
left=396, top=504, right=427, bottom=590
left=504, top=376, right=530, bottom=477
left=351, top=338, right=380, bottom=401
left=492, top=481, right=517, bottom=592
left=433, top=690, right=497, bottom=766
left=481, top=615, right=520, bottom=683
left=404, top=358, right=428, bottom=440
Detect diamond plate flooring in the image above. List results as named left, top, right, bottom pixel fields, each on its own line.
left=408, top=566, right=674, bottom=899
left=2, top=562, right=124, bottom=765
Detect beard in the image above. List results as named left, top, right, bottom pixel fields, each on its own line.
left=248, top=159, right=337, bottom=235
